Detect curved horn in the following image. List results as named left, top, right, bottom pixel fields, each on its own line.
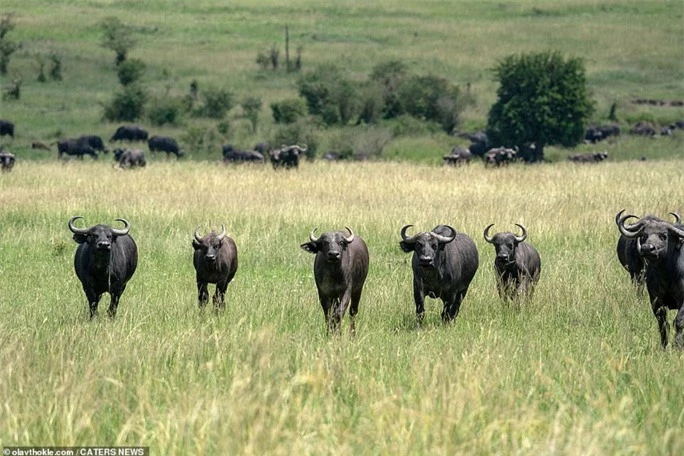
left=400, top=224, right=418, bottom=244
left=670, top=212, right=681, bottom=224
left=68, top=216, right=88, bottom=235
left=433, top=225, right=457, bottom=244
left=309, top=228, right=320, bottom=243
left=111, top=218, right=130, bottom=236
left=217, top=224, right=226, bottom=241
left=667, top=223, right=684, bottom=239
left=194, top=226, right=203, bottom=243
left=343, top=226, right=355, bottom=244
left=616, top=210, right=643, bottom=238
left=299, top=144, right=308, bottom=151
left=483, top=223, right=495, bottom=243
left=514, top=224, right=528, bottom=243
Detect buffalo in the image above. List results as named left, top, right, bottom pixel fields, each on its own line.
left=568, top=152, right=608, bottom=163
left=443, top=147, right=472, bottom=166
left=484, top=147, right=518, bottom=167
left=31, top=140, right=51, bottom=151
left=68, top=216, right=138, bottom=319
left=110, top=125, right=149, bottom=142
left=615, top=210, right=680, bottom=288
left=192, top=225, right=238, bottom=310
left=616, top=210, right=684, bottom=349
left=0, top=149, right=15, bottom=171
left=483, top=224, right=541, bottom=301
left=584, top=124, right=620, bottom=143
left=80, top=135, right=107, bottom=153
left=113, top=148, right=147, bottom=169
left=270, top=144, right=307, bottom=169
left=399, top=225, right=479, bottom=325
left=148, top=135, right=184, bottom=158
left=0, top=120, right=14, bottom=138
left=222, top=144, right=264, bottom=163
left=57, top=138, right=98, bottom=159
left=301, top=227, right=369, bottom=334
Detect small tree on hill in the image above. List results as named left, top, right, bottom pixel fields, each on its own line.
left=0, top=13, right=20, bottom=75
left=100, top=16, right=136, bottom=66
left=486, top=50, right=594, bottom=162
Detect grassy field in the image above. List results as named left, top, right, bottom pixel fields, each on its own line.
left=0, top=0, right=683, bottom=161
left=1, top=158, right=683, bottom=454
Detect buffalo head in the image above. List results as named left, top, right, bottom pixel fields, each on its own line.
left=301, top=227, right=355, bottom=263
left=68, top=216, right=131, bottom=253
left=616, top=209, right=684, bottom=261
left=400, top=225, right=456, bottom=267
left=483, top=223, right=527, bottom=266
left=193, top=225, right=226, bottom=265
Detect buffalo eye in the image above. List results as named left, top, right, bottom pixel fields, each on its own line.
left=659, top=233, right=667, bottom=241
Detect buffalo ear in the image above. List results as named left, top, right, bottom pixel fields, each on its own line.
left=300, top=242, right=318, bottom=254
left=192, top=239, right=202, bottom=250
left=72, top=233, right=87, bottom=244
left=399, top=241, right=414, bottom=253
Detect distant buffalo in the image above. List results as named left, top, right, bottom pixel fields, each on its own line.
left=58, top=138, right=98, bottom=159
left=400, top=225, right=479, bottom=326
left=568, top=152, right=608, bottom=163
left=270, top=144, right=306, bottom=169
left=483, top=224, right=541, bottom=301
left=222, top=144, right=264, bottom=163
left=31, top=140, right=51, bottom=151
left=192, top=225, right=238, bottom=310
left=0, top=120, right=14, bottom=138
left=80, top=135, right=107, bottom=153
left=443, top=147, right=472, bottom=166
left=484, top=147, right=517, bottom=167
left=68, top=216, right=138, bottom=319
left=584, top=124, right=620, bottom=143
left=148, top=135, right=184, bottom=158
left=0, top=149, right=15, bottom=171
left=629, top=121, right=656, bottom=137
left=301, top=227, right=369, bottom=334
left=113, top=148, right=147, bottom=169
left=110, top=125, right=149, bottom=142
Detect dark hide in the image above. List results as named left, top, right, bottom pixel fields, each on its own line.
left=0, top=120, right=14, bottom=138
left=58, top=138, right=98, bottom=159
left=110, top=125, right=149, bottom=142
left=148, top=135, right=184, bottom=158
left=192, top=226, right=238, bottom=309
left=113, top=148, right=147, bottom=168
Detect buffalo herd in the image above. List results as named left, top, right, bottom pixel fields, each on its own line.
left=58, top=209, right=683, bottom=349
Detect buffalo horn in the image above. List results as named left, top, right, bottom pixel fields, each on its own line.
left=309, top=228, right=320, bottom=243
left=194, top=226, right=203, bottom=243
left=514, top=224, right=528, bottom=243
left=483, top=224, right=495, bottom=243
left=616, top=209, right=643, bottom=238
left=217, top=224, right=226, bottom=241
left=111, top=218, right=131, bottom=236
left=68, top=216, right=88, bottom=235
left=433, top=225, right=457, bottom=244
left=343, top=226, right=355, bottom=244
left=668, top=223, right=684, bottom=239
left=670, top=212, right=681, bottom=224
left=400, top=224, right=418, bottom=244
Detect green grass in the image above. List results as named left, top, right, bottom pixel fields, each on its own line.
left=1, top=0, right=683, bottom=162
left=0, top=159, right=683, bottom=454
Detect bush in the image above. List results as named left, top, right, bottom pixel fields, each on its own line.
left=271, top=98, right=307, bottom=124
left=273, top=120, right=318, bottom=160
left=398, top=74, right=461, bottom=133
left=117, top=58, right=146, bottom=86
left=241, top=96, right=262, bottom=133
left=103, top=84, right=148, bottom=121
left=100, top=16, right=136, bottom=65
left=370, top=60, right=408, bottom=119
left=195, top=86, right=234, bottom=119
left=297, top=64, right=361, bottom=126
left=147, top=96, right=183, bottom=126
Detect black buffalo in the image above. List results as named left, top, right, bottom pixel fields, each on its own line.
left=192, top=225, right=238, bottom=309
left=110, top=125, right=149, bottom=142
left=584, top=124, right=620, bottom=143
left=568, top=152, right=608, bottom=163
left=68, top=216, right=138, bottom=319
left=483, top=224, right=541, bottom=301
left=301, top=227, right=369, bottom=334
left=0, top=120, right=14, bottom=138
left=400, top=225, right=479, bottom=325
left=58, top=138, right=98, bottom=159
left=443, top=147, right=472, bottom=166
left=80, top=135, right=107, bottom=153
left=484, top=147, right=518, bottom=167
left=113, top=148, right=147, bottom=169
left=270, top=144, right=306, bottom=169
left=148, top=135, right=184, bottom=158
left=0, top=149, right=15, bottom=171
left=617, top=210, right=684, bottom=349
left=222, top=144, right=264, bottom=163
left=615, top=210, right=680, bottom=288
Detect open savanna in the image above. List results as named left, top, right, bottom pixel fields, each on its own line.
left=0, top=158, right=683, bottom=455
left=1, top=0, right=683, bottom=161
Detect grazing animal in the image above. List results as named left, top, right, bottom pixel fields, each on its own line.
left=222, top=144, right=264, bottom=163
left=110, top=125, right=149, bottom=142
left=399, top=225, right=479, bottom=325
left=616, top=210, right=684, bottom=349
left=192, top=225, right=238, bottom=309
left=31, top=140, right=51, bottom=151
left=269, top=144, right=306, bottom=169
left=57, top=138, right=98, bottom=159
left=460, top=131, right=489, bottom=157
left=301, top=227, right=369, bottom=334
left=629, top=121, right=657, bottom=137
left=80, top=135, right=107, bottom=153
left=484, top=147, right=517, bottom=167
left=0, top=119, right=14, bottom=138
left=483, top=224, right=541, bottom=301
left=443, top=147, right=472, bottom=166
left=568, top=152, right=608, bottom=163
left=113, top=148, right=147, bottom=169
left=0, top=149, right=15, bottom=171
left=615, top=211, right=680, bottom=288
left=68, top=216, right=138, bottom=319
left=584, top=124, right=620, bottom=143
left=148, top=135, right=184, bottom=158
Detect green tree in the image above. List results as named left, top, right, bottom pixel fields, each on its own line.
left=486, top=50, right=594, bottom=162
left=117, top=58, right=146, bottom=86
left=100, top=16, right=136, bottom=65
left=241, top=96, right=262, bottom=132
left=0, top=13, right=20, bottom=75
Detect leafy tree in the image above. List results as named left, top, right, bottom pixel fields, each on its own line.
left=297, top=64, right=360, bottom=126
left=103, top=84, right=148, bottom=121
left=398, top=74, right=462, bottom=133
left=117, top=58, right=146, bottom=86
left=195, top=86, right=234, bottom=119
left=100, top=16, right=136, bottom=65
left=486, top=50, right=594, bottom=162
left=0, top=13, right=20, bottom=75
left=270, top=98, right=306, bottom=124
left=241, top=96, right=262, bottom=132
left=370, top=60, right=408, bottom=119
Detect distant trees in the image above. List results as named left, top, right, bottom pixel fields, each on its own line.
left=486, top=51, right=594, bottom=162
left=100, top=16, right=136, bottom=66
left=0, top=13, right=20, bottom=75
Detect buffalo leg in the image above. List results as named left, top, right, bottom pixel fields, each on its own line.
left=348, top=290, right=362, bottom=336
left=197, top=281, right=209, bottom=307
left=334, top=290, right=353, bottom=333
left=442, top=290, right=466, bottom=323
left=413, top=280, right=425, bottom=327
left=108, top=294, right=120, bottom=318
left=85, top=289, right=102, bottom=319
left=213, top=278, right=229, bottom=310
left=674, top=304, right=684, bottom=349
left=653, top=303, right=669, bottom=349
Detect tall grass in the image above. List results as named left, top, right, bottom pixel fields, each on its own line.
left=0, top=159, right=682, bottom=454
